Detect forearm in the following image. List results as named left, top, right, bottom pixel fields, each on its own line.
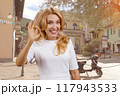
left=16, top=40, right=33, bottom=66
left=70, top=69, right=81, bottom=80
left=16, top=19, right=41, bottom=66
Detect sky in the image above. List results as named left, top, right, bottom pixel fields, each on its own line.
left=23, top=0, right=74, bottom=20
left=23, top=0, right=46, bottom=20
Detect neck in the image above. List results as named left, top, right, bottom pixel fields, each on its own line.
left=45, top=36, right=57, bottom=40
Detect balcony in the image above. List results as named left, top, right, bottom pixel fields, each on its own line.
left=63, top=28, right=85, bottom=36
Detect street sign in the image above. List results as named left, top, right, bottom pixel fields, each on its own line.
left=102, top=36, right=108, bottom=48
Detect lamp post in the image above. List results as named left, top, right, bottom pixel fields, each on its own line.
left=7, top=13, right=12, bottom=19
left=0, top=13, right=13, bottom=23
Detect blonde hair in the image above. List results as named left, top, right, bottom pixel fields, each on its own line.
left=35, top=7, right=70, bottom=56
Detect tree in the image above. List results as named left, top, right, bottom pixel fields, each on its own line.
left=82, top=38, right=101, bottom=56
left=40, top=0, right=120, bottom=31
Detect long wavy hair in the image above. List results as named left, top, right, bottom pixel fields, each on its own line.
left=35, top=7, right=70, bottom=56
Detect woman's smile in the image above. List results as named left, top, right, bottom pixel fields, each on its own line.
left=49, top=29, right=59, bottom=34
left=45, top=14, right=60, bottom=40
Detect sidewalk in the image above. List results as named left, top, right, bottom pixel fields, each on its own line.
left=0, top=61, right=39, bottom=80
left=76, top=54, right=89, bottom=60
left=77, top=54, right=120, bottom=80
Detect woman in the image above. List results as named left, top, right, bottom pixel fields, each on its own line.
left=16, top=7, right=80, bottom=80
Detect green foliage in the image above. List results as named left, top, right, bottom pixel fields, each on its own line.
left=82, top=51, right=92, bottom=56
left=41, top=0, right=119, bottom=29
left=75, top=36, right=80, bottom=44
left=89, top=39, right=101, bottom=48
left=82, top=39, right=101, bottom=55
left=20, top=18, right=30, bottom=32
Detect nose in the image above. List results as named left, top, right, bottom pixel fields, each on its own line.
left=52, top=23, right=58, bottom=30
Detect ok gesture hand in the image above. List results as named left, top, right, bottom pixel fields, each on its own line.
left=27, top=19, right=41, bottom=42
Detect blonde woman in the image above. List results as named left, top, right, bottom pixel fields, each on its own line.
left=16, top=7, right=80, bottom=80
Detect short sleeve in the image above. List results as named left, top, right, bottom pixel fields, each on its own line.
left=69, top=39, right=79, bottom=70
left=27, top=42, right=35, bottom=63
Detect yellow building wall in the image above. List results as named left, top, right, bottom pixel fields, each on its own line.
left=0, top=24, right=13, bottom=58
left=97, top=30, right=104, bottom=50
left=98, top=30, right=104, bottom=41
left=65, top=20, right=80, bottom=30
left=0, top=0, right=14, bottom=61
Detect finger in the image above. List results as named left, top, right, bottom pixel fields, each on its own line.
left=33, top=26, right=41, bottom=34
left=32, top=19, right=36, bottom=28
left=28, top=20, right=33, bottom=29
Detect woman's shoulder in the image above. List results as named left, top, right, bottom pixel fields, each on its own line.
left=32, top=40, right=44, bottom=46
left=68, top=39, right=72, bottom=45
left=67, top=39, right=75, bottom=49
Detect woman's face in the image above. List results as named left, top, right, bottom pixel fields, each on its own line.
left=45, top=14, right=60, bottom=40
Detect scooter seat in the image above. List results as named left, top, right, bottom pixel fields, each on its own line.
left=81, top=61, right=86, bottom=63
left=78, top=61, right=86, bottom=64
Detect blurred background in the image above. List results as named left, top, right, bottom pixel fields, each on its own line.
left=0, top=0, right=120, bottom=62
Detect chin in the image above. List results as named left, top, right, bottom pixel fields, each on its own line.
left=46, top=31, right=60, bottom=39
left=51, top=34, right=57, bottom=38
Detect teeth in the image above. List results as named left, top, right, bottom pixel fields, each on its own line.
left=51, top=31, right=56, bottom=33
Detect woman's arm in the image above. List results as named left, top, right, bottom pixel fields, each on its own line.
left=70, top=69, right=81, bottom=80
left=16, top=19, right=41, bottom=66
left=16, top=40, right=33, bottom=66
left=68, top=40, right=81, bottom=80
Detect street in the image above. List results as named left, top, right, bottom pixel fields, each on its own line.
left=0, top=55, right=120, bottom=80
left=78, top=55, right=120, bottom=80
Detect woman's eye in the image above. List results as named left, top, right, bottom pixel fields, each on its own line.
left=48, top=22, right=52, bottom=24
left=57, top=22, right=60, bottom=24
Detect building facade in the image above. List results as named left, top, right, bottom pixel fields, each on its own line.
left=0, top=0, right=24, bottom=62
left=104, top=9, right=120, bottom=53
left=0, top=0, right=14, bottom=62
left=63, top=14, right=85, bottom=53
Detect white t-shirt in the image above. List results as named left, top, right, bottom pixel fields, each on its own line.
left=27, top=39, right=78, bottom=80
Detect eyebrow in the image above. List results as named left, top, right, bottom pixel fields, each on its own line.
left=48, top=19, right=60, bottom=21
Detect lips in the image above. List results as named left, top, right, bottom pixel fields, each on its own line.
left=50, top=30, right=57, bottom=34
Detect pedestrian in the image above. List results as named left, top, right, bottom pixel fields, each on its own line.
left=16, top=7, right=80, bottom=80
left=95, top=47, right=99, bottom=53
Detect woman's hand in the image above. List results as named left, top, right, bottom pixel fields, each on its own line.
left=70, top=69, right=81, bottom=80
left=27, top=19, right=41, bottom=42
left=16, top=19, right=41, bottom=66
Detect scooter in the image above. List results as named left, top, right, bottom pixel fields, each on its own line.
left=77, top=55, right=103, bottom=77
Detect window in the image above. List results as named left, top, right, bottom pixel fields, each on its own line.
left=113, top=27, right=116, bottom=34
left=111, top=28, right=112, bottom=35
left=73, top=23, right=77, bottom=30
left=107, top=29, right=109, bottom=39
left=118, top=29, right=120, bottom=37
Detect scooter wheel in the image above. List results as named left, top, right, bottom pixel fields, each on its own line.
left=95, top=69, right=103, bottom=77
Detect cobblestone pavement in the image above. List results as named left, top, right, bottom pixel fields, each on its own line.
left=0, top=55, right=120, bottom=80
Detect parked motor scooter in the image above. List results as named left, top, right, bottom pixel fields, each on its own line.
left=77, top=55, right=103, bottom=77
